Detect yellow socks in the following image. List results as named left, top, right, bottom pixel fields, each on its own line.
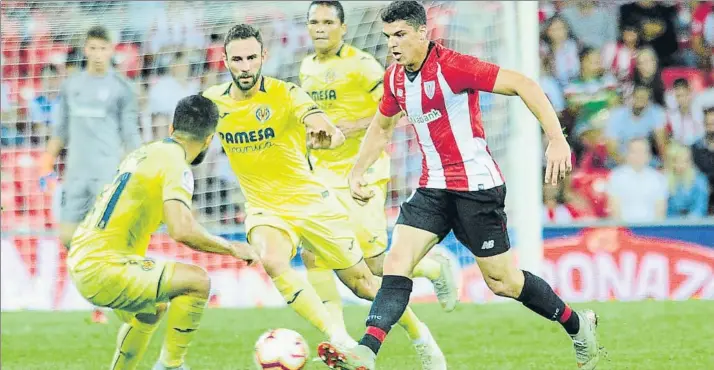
left=413, top=256, right=442, bottom=281
left=110, top=319, right=158, bottom=370
left=159, top=295, right=207, bottom=368
left=273, top=269, right=335, bottom=336
left=306, top=268, right=346, bottom=332
left=397, top=306, right=424, bottom=341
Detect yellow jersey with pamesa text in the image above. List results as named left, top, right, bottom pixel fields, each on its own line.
left=70, top=139, right=194, bottom=258
left=203, top=77, right=336, bottom=213
left=300, top=43, right=390, bottom=187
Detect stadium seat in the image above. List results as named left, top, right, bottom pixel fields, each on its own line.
left=114, top=43, right=142, bottom=79
left=570, top=169, right=610, bottom=218
left=206, top=43, right=226, bottom=71
left=661, top=67, right=709, bottom=92
left=29, top=43, right=70, bottom=78
left=1, top=149, right=53, bottom=229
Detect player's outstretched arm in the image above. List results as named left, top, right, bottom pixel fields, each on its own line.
left=334, top=116, right=373, bottom=137
left=163, top=200, right=258, bottom=263
left=349, top=110, right=398, bottom=202
left=492, top=68, right=572, bottom=185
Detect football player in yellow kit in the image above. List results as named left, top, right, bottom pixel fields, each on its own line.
left=203, top=24, right=446, bottom=366
left=300, top=3, right=459, bottom=329
left=67, top=95, right=258, bottom=370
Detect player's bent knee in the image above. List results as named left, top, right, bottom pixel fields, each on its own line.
left=336, top=263, right=379, bottom=301
left=250, top=226, right=294, bottom=277
left=382, top=250, right=413, bottom=277
left=483, top=276, right=513, bottom=297
left=482, top=270, right=522, bottom=298
left=260, top=253, right=292, bottom=277
left=135, top=303, right=167, bottom=325
left=365, top=253, right=385, bottom=277
left=478, top=253, right=523, bottom=298
left=300, top=249, right=318, bottom=269
left=169, top=263, right=211, bottom=299
left=352, top=276, right=379, bottom=301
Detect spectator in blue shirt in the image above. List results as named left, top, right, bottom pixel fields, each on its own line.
left=605, top=85, right=668, bottom=165
left=665, top=143, right=710, bottom=218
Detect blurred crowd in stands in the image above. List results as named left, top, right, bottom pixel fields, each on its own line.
left=0, top=1, right=409, bottom=230
left=539, top=1, right=714, bottom=224
left=2, top=1, right=713, bottom=232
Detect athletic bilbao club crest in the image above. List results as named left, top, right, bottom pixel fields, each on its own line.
left=424, top=80, right=436, bottom=99
left=255, top=105, right=272, bottom=123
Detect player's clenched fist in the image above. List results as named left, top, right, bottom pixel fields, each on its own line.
left=307, top=126, right=345, bottom=149
left=544, top=136, right=572, bottom=186
left=348, top=173, right=374, bottom=205
left=304, top=112, right=346, bottom=149
left=231, top=242, right=259, bottom=265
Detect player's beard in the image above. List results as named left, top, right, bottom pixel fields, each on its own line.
left=230, top=65, right=262, bottom=91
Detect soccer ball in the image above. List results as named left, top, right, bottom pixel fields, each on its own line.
left=254, top=328, right=309, bottom=370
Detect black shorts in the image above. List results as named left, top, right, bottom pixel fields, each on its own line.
left=396, top=185, right=510, bottom=258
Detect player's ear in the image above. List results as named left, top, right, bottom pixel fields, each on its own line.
left=340, top=22, right=347, bottom=37
left=222, top=52, right=229, bottom=70
left=261, top=47, right=268, bottom=62
left=168, top=123, right=175, bottom=136
left=418, top=25, right=428, bottom=41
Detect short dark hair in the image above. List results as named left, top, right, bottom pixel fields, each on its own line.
left=224, top=24, right=263, bottom=51
left=172, top=95, right=219, bottom=140
left=86, top=26, right=111, bottom=43
left=381, top=1, right=427, bottom=28
left=578, top=46, right=597, bottom=63
left=673, top=78, right=690, bottom=89
left=308, top=1, right=345, bottom=23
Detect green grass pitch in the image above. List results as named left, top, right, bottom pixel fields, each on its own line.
left=2, top=300, right=713, bottom=369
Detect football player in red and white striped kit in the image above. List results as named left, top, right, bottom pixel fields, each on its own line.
left=318, top=2, right=603, bottom=370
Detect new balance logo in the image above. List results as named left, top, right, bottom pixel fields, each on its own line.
left=287, top=289, right=303, bottom=304
left=481, top=240, right=495, bottom=250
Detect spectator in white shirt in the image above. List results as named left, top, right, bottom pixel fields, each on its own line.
left=607, top=138, right=668, bottom=222
left=561, top=2, right=617, bottom=49
left=667, top=78, right=705, bottom=146
left=148, top=52, right=199, bottom=138
left=601, top=24, right=640, bottom=82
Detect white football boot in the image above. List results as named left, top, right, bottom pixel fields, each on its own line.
left=571, top=309, right=604, bottom=369
left=428, top=248, right=459, bottom=312
left=413, top=323, right=447, bottom=370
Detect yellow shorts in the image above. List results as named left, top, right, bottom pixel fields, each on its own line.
left=244, top=192, right=363, bottom=270
left=332, top=181, right=389, bottom=259
left=67, top=251, right=175, bottom=315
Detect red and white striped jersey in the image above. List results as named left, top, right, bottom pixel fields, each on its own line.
left=379, top=42, right=504, bottom=191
